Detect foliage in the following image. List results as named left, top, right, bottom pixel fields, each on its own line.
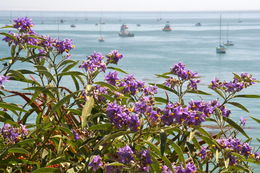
left=0, top=17, right=259, bottom=173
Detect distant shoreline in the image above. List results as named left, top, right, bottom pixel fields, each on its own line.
left=1, top=10, right=260, bottom=13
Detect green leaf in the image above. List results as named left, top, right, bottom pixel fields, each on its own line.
left=235, top=94, right=260, bottom=98
left=107, top=66, right=128, bottom=74
left=0, top=102, right=27, bottom=112
left=154, top=97, right=168, bottom=104
left=58, top=71, right=85, bottom=77
left=32, top=168, right=58, bottom=173
left=228, top=102, right=249, bottom=113
left=223, top=117, right=250, bottom=139
left=89, top=123, right=112, bottom=131
left=106, top=162, right=125, bottom=166
left=160, top=131, right=167, bottom=156
left=187, top=90, right=211, bottom=95
left=95, top=81, right=117, bottom=91
left=212, top=88, right=225, bottom=99
left=0, top=32, right=17, bottom=41
left=172, top=143, right=185, bottom=166
left=51, top=91, right=79, bottom=114
left=250, top=116, right=260, bottom=124
left=81, top=87, right=94, bottom=128
left=150, top=83, right=178, bottom=95
left=8, top=147, right=30, bottom=154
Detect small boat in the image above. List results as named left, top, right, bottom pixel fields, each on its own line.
left=195, top=22, right=201, bottom=26
left=224, top=24, right=234, bottom=46
left=137, top=24, right=141, bottom=27
left=216, top=15, right=226, bottom=54
left=98, top=36, right=105, bottom=42
left=162, top=24, right=172, bottom=32
left=70, top=24, right=76, bottom=28
left=118, top=24, right=134, bottom=37
left=60, top=19, right=64, bottom=24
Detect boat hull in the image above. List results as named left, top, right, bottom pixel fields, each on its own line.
left=216, top=46, right=226, bottom=54
left=118, top=33, right=134, bottom=37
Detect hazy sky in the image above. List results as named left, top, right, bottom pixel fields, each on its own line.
left=1, top=0, right=260, bottom=11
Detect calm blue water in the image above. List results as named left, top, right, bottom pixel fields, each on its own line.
left=0, top=11, right=260, bottom=170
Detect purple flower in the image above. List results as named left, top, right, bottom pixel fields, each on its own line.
left=188, top=79, right=200, bottom=90
left=105, top=71, right=119, bottom=86
left=143, top=85, right=158, bottom=95
left=93, top=85, right=108, bottom=102
left=162, top=165, right=172, bottom=173
left=198, top=147, right=207, bottom=159
left=106, top=102, right=129, bottom=129
left=89, top=155, right=103, bottom=171
left=127, top=114, right=140, bottom=132
left=254, top=152, right=260, bottom=160
left=0, top=75, right=10, bottom=87
left=13, top=17, right=34, bottom=32
left=72, top=130, right=80, bottom=140
left=80, top=52, right=106, bottom=73
left=184, top=162, right=197, bottom=173
left=171, top=63, right=198, bottom=80
left=105, top=165, right=121, bottom=173
left=1, top=124, right=28, bottom=144
left=117, top=145, right=134, bottom=164
left=140, top=149, right=152, bottom=165
left=118, top=75, right=144, bottom=95
left=54, top=39, right=74, bottom=55
left=106, top=50, right=123, bottom=64
left=240, top=116, right=247, bottom=126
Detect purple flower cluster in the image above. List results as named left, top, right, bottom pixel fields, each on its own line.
left=117, top=145, right=134, bottom=164
left=217, top=138, right=253, bottom=157
left=138, top=149, right=152, bottom=172
left=3, top=18, right=75, bottom=58
left=106, top=102, right=140, bottom=131
left=80, top=52, right=106, bottom=73
left=72, top=130, right=80, bottom=140
left=143, top=85, right=158, bottom=96
left=106, top=50, right=123, bottom=64
left=13, top=17, right=34, bottom=33
left=162, top=162, right=197, bottom=173
left=93, top=85, right=108, bottom=102
left=209, top=73, right=255, bottom=93
left=0, top=124, right=28, bottom=144
left=105, top=71, right=119, bottom=86
left=118, top=75, right=144, bottom=95
left=0, top=75, right=10, bottom=87
left=89, top=155, right=103, bottom=172
left=171, top=62, right=198, bottom=80
left=161, top=100, right=231, bottom=126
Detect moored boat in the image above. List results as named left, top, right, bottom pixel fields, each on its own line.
left=118, top=24, right=134, bottom=37
left=162, top=24, right=172, bottom=32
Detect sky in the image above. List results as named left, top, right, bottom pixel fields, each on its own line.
left=1, top=0, right=260, bottom=11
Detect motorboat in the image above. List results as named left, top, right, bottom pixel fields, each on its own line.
left=118, top=24, right=134, bottom=37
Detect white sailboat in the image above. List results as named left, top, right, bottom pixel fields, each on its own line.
left=224, top=24, right=234, bottom=46
left=216, top=15, right=226, bottom=54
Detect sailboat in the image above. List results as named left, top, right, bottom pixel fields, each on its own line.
left=224, top=24, right=234, bottom=46
left=216, top=15, right=226, bottom=54
left=98, top=18, right=105, bottom=42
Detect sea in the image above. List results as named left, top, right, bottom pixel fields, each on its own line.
left=0, top=11, right=259, bottom=170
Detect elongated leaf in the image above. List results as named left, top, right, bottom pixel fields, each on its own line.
left=81, top=95, right=94, bottom=128
left=0, top=102, right=27, bottom=112
left=250, top=116, right=260, bottom=124
left=151, top=83, right=178, bottom=95
left=89, top=123, right=112, bottom=131
left=228, top=102, right=249, bottom=112
left=160, top=131, right=167, bottom=156
left=58, top=71, right=85, bottom=77
left=154, top=97, right=168, bottom=104
left=61, top=61, right=78, bottom=73
left=106, top=162, right=125, bottom=166
left=51, top=91, right=79, bottom=114
left=107, top=66, right=128, bottom=74
left=172, top=143, right=185, bottom=166
left=212, top=88, right=225, bottom=99
left=95, top=81, right=117, bottom=91
left=187, top=90, right=211, bottom=95
left=235, top=94, right=260, bottom=98
left=32, top=168, right=58, bottom=173
left=223, top=117, right=249, bottom=139
left=0, top=32, right=17, bottom=41
left=8, top=147, right=30, bottom=154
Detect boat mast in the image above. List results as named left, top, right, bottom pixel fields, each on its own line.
left=99, top=17, right=102, bottom=37
left=226, top=24, right=229, bottom=41
left=219, top=15, right=222, bottom=46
